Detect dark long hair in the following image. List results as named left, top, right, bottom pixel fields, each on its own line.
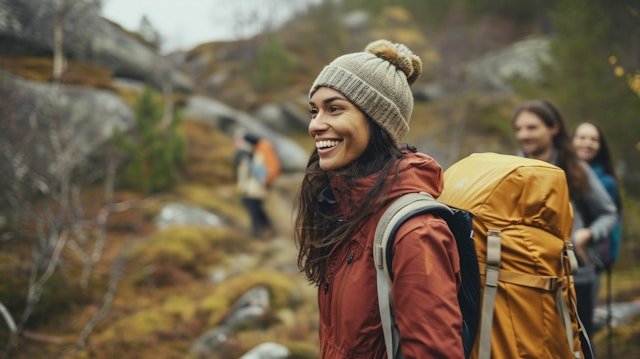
left=512, top=100, right=589, bottom=199
left=572, top=121, right=622, bottom=211
left=294, top=121, right=403, bottom=286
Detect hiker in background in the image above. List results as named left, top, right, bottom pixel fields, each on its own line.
left=572, top=122, right=623, bottom=269
left=233, top=130, right=275, bottom=239
left=512, top=100, right=617, bottom=359
left=573, top=121, right=623, bottom=358
left=294, top=39, right=464, bottom=358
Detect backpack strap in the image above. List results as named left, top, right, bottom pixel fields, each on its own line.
left=477, top=230, right=501, bottom=359
left=563, top=243, right=589, bottom=359
left=373, top=192, right=452, bottom=359
left=478, top=236, right=584, bottom=359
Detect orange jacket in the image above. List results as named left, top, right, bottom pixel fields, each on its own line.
left=317, top=151, right=464, bottom=358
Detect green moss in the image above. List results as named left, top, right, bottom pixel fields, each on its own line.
left=594, top=313, right=640, bottom=358
left=600, top=267, right=640, bottom=303
left=198, top=269, right=298, bottom=327
left=128, top=226, right=208, bottom=267
left=100, top=309, right=172, bottom=343
left=199, top=295, right=232, bottom=327
left=176, top=184, right=249, bottom=229
left=126, top=226, right=251, bottom=287
left=162, top=294, right=197, bottom=321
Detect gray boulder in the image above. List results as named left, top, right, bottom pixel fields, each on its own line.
left=190, top=326, right=231, bottom=358
left=155, top=202, right=224, bottom=229
left=0, top=0, right=193, bottom=92
left=0, top=72, right=134, bottom=187
left=412, top=82, right=445, bottom=102
left=240, top=342, right=290, bottom=359
left=594, top=300, right=640, bottom=330
left=465, top=37, right=552, bottom=93
left=190, top=286, right=273, bottom=358
left=225, top=286, right=271, bottom=330
left=252, top=100, right=309, bottom=134
left=183, top=96, right=310, bottom=172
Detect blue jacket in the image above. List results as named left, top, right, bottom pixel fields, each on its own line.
left=591, top=163, right=622, bottom=264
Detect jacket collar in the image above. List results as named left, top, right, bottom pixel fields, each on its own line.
left=323, top=151, right=444, bottom=219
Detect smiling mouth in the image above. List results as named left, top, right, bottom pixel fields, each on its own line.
left=316, top=140, right=341, bottom=149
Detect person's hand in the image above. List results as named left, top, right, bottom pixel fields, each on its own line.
left=573, top=228, right=592, bottom=265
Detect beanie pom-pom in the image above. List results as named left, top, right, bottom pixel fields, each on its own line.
left=364, top=39, right=423, bottom=85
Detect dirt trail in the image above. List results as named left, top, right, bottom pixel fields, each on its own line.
left=261, top=172, right=304, bottom=267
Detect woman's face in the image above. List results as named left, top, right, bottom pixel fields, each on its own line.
left=308, top=87, right=371, bottom=171
left=572, top=122, right=600, bottom=162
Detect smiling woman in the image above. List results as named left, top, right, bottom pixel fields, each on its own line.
left=572, top=121, right=623, bottom=266
left=308, top=87, right=371, bottom=171
left=294, top=39, right=466, bottom=358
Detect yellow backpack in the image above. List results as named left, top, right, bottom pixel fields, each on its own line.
left=438, top=153, right=585, bottom=359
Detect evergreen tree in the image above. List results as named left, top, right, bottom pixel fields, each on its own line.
left=115, top=86, right=184, bottom=193
left=253, top=35, right=294, bottom=90
left=138, top=15, right=162, bottom=50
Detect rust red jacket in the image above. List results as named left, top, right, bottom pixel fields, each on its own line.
left=317, top=151, right=463, bottom=359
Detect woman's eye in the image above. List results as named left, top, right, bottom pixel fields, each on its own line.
left=309, top=108, right=318, bottom=116
left=329, top=105, right=341, bottom=113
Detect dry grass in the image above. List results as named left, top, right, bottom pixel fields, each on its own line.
left=178, top=119, right=236, bottom=186
left=0, top=56, right=115, bottom=90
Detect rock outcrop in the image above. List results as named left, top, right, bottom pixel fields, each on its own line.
left=465, top=37, right=551, bottom=93
left=184, top=96, right=310, bottom=173
left=0, top=71, right=134, bottom=186
left=0, top=0, right=193, bottom=92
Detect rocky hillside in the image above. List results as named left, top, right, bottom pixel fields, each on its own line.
left=0, top=0, right=558, bottom=183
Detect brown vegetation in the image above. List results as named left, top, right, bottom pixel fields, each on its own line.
left=0, top=56, right=115, bottom=90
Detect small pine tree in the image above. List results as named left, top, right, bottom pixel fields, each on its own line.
left=253, top=35, right=294, bottom=90
left=114, top=85, right=184, bottom=193
left=138, top=15, right=162, bottom=50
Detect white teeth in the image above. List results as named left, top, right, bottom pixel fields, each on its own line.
left=316, top=140, right=340, bottom=149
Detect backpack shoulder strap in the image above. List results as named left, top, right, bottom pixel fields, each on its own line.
left=373, top=192, right=452, bottom=359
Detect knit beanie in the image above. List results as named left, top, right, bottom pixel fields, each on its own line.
left=309, top=39, right=423, bottom=147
